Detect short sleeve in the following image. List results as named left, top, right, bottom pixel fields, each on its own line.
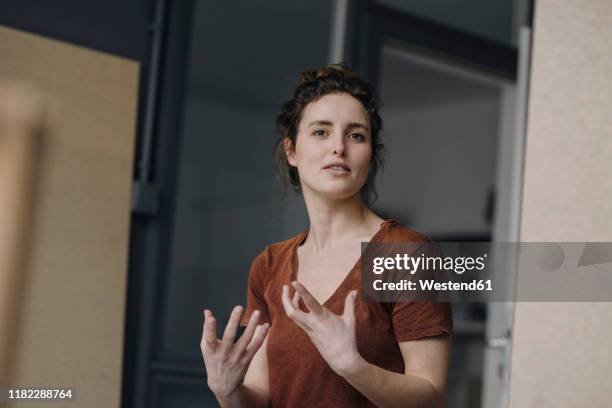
left=240, top=249, right=271, bottom=326
left=391, top=236, right=453, bottom=341
left=391, top=301, right=453, bottom=342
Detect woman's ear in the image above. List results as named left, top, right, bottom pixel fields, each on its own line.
left=284, top=137, right=297, bottom=167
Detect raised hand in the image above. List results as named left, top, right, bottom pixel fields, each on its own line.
left=200, top=306, right=269, bottom=398
left=281, top=281, right=361, bottom=376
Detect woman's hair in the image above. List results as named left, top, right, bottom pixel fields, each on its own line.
left=274, top=63, right=384, bottom=203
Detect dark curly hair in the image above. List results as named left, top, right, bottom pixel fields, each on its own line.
left=274, top=63, right=384, bottom=203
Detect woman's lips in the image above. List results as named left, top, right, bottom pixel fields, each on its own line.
left=323, top=162, right=351, bottom=171
left=324, top=166, right=351, bottom=176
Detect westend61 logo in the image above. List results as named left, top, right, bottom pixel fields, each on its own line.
left=371, top=253, right=488, bottom=275
left=361, top=242, right=612, bottom=302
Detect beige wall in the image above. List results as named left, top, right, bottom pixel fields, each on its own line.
left=508, top=1, right=612, bottom=407
left=0, top=26, right=139, bottom=407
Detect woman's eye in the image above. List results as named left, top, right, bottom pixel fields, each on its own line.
left=313, top=129, right=327, bottom=137
left=349, top=133, right=365, bottom=141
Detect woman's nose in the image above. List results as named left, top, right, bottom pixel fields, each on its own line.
left=332, top=134, right=346, bottom=156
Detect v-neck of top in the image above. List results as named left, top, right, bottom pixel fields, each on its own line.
left=289, top=218, right=398, bottom=307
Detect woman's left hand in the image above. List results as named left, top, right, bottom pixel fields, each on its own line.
left=281, top=281, right=362, bottom=376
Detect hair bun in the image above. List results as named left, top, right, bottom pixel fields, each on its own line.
left=298, top=63, right=359, bottom=86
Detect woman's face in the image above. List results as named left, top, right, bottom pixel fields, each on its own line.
left=285, top=92, right=372, bottom=200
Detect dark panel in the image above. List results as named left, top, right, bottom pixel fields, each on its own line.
left=0, top=0, right=152, bottom=61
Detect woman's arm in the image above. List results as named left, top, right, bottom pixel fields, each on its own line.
left=336, top=336, right=452, bottom=408
left=214, top=383, right=268, bottom=408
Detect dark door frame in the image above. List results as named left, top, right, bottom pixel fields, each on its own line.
left=122, top=0, right=196, bottom=407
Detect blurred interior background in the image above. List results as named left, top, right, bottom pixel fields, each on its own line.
left=0, top=0, right=532, bottom=407
left=0, top=0, right=612, bottom=408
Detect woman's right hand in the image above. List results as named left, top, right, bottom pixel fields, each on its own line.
left=200, top=306, right=270, bottom=399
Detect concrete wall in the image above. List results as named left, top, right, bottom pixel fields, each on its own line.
left=508, top=1, right=612, bottom=406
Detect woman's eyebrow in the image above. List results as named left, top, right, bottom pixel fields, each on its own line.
left=346, top=122, right=369, bottom=132
left=306, top=120, right=369, bottom=131
left=306, top=120, right=333, bottom=127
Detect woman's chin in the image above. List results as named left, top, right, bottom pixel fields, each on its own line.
left=311, top=185, right=362, bottom=200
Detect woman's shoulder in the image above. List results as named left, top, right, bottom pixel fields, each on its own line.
left=381, top=219, right=433, bottom=244
left=250, top=229, right=307, bottom=267
left=267, top=229, right=307, bottom=253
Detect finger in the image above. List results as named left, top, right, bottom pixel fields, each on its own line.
left=246, top=324, right=263, bottom=351
left=221, top=305, right=244, bottom=347
left=282, top=285, right=308, bottom=324
left=245, top=323, right=270, bottom=359
left=202, top=310, right=218, bottom=348
left=292, top=289, right=301, bottom=310
left=292, top=281, right=323, bottom=314
left=343, top=290, right=357, bottom=321
left=235, top=309, right=261, bottom=352
left=282, top=286, right=313, bottom=332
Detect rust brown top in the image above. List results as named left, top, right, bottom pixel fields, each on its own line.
left=240, top=219, right=453, bottom=407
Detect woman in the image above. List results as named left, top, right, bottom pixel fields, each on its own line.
left=201, top=64, right=453, bottom=408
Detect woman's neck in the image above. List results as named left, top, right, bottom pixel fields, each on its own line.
left=300, top=191, right=384, bottom=253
